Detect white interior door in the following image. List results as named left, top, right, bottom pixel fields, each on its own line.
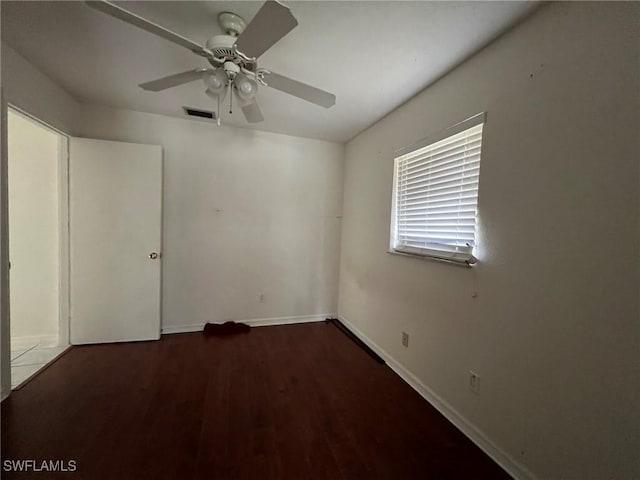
left=69, top=138, right=162, bottom=345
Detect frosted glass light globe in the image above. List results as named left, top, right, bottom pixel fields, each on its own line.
left=240, top=81, right=253, bottom=95
left=208, top=76, right=222, bottom=89
left=203, top=69, right=228, bottom=95
left=235, top=74, right=258, bottom=102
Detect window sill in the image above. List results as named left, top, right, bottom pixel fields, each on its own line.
left=387, top=249, right=476, bottom=268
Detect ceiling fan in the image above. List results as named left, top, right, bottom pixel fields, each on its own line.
left=86, top=0, right=336, bottom=124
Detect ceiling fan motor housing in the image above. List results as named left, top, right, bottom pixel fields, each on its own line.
left=205, top=35, right=256, bottom=71
left=206, top=35, right=235, bottom=58
left=217, top=12, right=246, bottom=37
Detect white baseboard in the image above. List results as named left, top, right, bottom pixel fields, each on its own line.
left=338, top=315, right=536, bottom=480
left=162, top=314, right=333, bottom=335
left=11, top=334, right=60, bottom=350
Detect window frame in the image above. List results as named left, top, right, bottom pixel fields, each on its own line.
left=389, top=112, right=486, bottom=266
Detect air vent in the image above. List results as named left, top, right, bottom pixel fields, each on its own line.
left=182, top=106, right=216, bottom=120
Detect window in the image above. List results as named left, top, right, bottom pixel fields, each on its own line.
left=390, top=113, right=485, bottom=265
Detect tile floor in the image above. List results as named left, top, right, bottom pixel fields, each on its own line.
left=10, top=343, right=69, bottom=389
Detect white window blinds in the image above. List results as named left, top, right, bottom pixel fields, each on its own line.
left=391, top=115, right=485, bottom=265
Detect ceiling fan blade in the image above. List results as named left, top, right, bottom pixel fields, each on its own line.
left=264, top=72, right=336, bottom=108
left=233, top=1, right=298, bottom=59
left=233, top=90, right=264, bottom=123
left=86, top=1, right=209, bottom=56
left=139, top=69, right=210, bottom=91
left=241, top=100, right=264, bottom=123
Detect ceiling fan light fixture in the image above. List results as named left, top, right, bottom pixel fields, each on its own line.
left=203, top=69, right=228, bottom=95
left=234, top=73, right=258, bottom=102
left=87, top=0, right=336, bottom=125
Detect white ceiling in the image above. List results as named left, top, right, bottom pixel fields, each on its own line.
left=1, top=1, right=539, bottom=143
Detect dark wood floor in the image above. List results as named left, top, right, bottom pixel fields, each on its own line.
left=2, top=322, right=510, bottom=479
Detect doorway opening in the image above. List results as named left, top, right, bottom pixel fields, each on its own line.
left=8, top=107, right=70, bottom=389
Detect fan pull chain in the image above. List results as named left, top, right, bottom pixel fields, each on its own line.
left=217, top=92, right=221, bottom=126
left=229, top=85, right=233, bottom=114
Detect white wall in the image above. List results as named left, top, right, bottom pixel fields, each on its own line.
left=338, top=3, right=639, bottom=480
left=8, top=110, right=60, bottom=341
left=1, top=43, right=80, bottom=135
left=79, top=106, right=344, bottom=330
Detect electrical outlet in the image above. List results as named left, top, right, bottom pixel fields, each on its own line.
left=401, top=331, right=409, bottom=348
left=469, top=371, right=480, bottom=394
left=259, top=293, right=265, bottom=303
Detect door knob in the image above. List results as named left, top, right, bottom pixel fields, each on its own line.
left=149, top=252, right=159, bottom=260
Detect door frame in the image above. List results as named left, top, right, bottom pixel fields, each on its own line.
left=1, top=88, right=10, bottom=400
left=6, top=104, right=71, bottom=350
